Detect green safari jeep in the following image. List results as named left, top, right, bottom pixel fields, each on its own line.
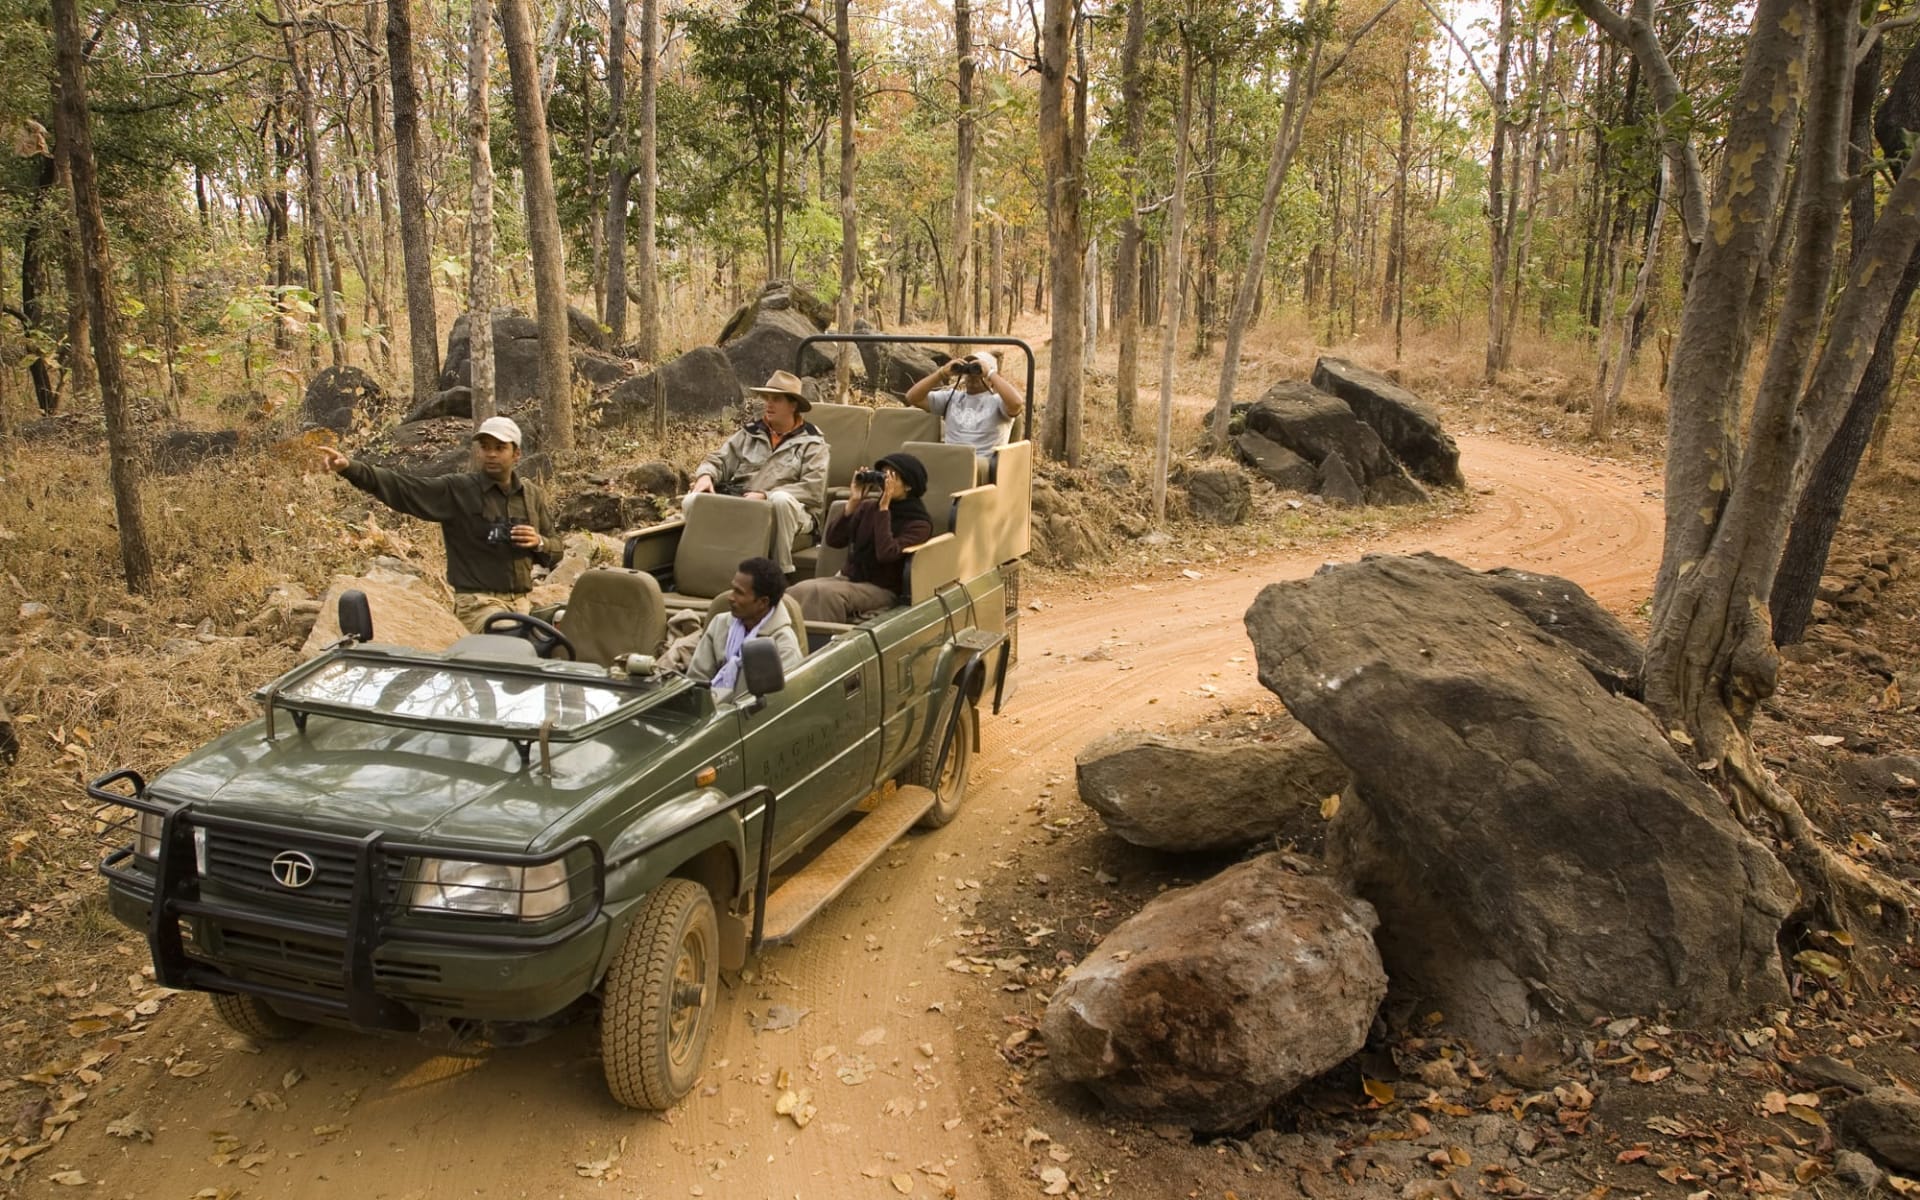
left=91, top=347, right=1032, bottom=1109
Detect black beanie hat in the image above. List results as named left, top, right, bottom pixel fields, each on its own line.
left=877, top=452, right=928, bottom=497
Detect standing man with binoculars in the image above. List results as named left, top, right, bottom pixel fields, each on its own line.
left=902, top=350, right=1025, bottom=458
left=318, top=415, right=562, bottom=632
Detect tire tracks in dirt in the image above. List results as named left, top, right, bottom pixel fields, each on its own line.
left=20, top=435, right=1661, bottom=1200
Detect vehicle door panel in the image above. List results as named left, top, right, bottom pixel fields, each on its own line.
left=870, top=594, right=959, bottom=779
left=737, top=635, right=880, bottom=863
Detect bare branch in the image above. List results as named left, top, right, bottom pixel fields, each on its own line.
left=1859, top=10, right=1920, bottom=65
left=1418, top=0, right=1495, bottom=101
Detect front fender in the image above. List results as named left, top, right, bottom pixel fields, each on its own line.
left=601, top=786, right=748, bottom=907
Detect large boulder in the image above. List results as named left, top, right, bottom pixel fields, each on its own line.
left=1183, top=464, right=1252, bottom=525
left=1311, top=357, right=1465, bottom=489
left=573, top=347, right=633, bottom=390
left=852, top=320, right=941, bottom=394
left=1316, top=450, right=1364, bottom=507
left=151, top=428, right=241, bottom=473
left=1075, top=720, right=1347, bottom=852
left=404, top=385, right=472, bottom=423
left=1245, top=381, right=1398, bottom=481
left=302, top=560, right=463, bottom=656
left=596, top=345, right=744, bottom=424
left=722, top=304, right=835, bottom=385
left=1233, top=429, right=1317, bottom=492
left=440, top=311, right=542, bottom=406
left=1243, top=554, right=1793, bottom=1047
left=1042, top=855, right=1387, bottom=1132
left=554, top=488, right=663, bottom=533
left=303, top=365, right=383, bottom=433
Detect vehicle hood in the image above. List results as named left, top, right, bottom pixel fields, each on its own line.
left=148, top=714, right=676, bottom=851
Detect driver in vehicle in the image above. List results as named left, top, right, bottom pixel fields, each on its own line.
left=319, top=416, right=562, bottom=633
left=685, top=557, right=804, bottom=698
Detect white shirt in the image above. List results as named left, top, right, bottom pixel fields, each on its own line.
left=927, top=386, right=1013, bottom=456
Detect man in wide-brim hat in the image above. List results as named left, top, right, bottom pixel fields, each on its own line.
left=687, top=370, right=829, bottom=574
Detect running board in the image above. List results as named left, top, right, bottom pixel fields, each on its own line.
left=757, top=784, right=936, bottom=947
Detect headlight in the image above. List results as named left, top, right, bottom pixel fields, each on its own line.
left=409, top=857, right=572, bottom=921
left=136, top=812, right=162, bottom=858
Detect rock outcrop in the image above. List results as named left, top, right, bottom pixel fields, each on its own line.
left=1244, top=553, right=1793, bottom=1047
left=1075, top=720, right=1347, bottom=852
left=1043, top=855, right=1387, bottom=1131
left=303, top=365, right=383, bottom=434
left=1311, top=357, right=1465, bottom=489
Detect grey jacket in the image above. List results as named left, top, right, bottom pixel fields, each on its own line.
left=693, top=420, right=829, bottom=518
left=685, top=602, right=805, bottom=698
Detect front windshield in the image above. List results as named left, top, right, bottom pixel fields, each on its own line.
left=281, top=659, right=632, bottom=732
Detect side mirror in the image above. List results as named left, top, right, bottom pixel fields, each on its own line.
left=338, top=589, right=374, bottom=644
left=740, top=637, right=787, bottom=699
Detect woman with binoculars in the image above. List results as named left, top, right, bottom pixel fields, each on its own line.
left=787, top=453, right=932, bottom=623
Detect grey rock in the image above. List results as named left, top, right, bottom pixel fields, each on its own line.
left=1244, top=554, right=1793, bottom=1048
left=1363, top=469, right=1431, bottom=507
left=1842, top=1088, right=1920, bottom=1174
left=1234, top=429, right=1318, bottom=492
left=554, top=488, right=663, bottom=533
left=573, top=347, right=632, bottom=390
left=302, top=365, right=383, bottom=433
left=851, top=321, right=942, bottom=395
left=566, top=305, right=611, bottom=351
left=1835, top=1149, right=1887, bottom=1191
left=1311, top=357, right=1465, bottom=489
left=440, top=311, right=542, bottom=406
left=151, top=428, right=240, bottom=473
left=1317, top=451, right=1364, bottom=507
left=597, top=346, right=743, bottom=424
left=721, top=304, right=835, bottom=385
left=404, top=385, right=472, bottom=423
left=1245, top=381, right=1400, bottom=483
left=1042, top=855, right=1387, bottom=1131
left=1789, top=1054, right=1875, bottom=1095
left=1075, top=721, right=1348, bottom=853
left=1185, top=464, right=1252, bottom=525
left=620, top=460, right=684, bottom=496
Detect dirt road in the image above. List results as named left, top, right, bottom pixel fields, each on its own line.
left=21, top=435, right=1661, bottom=1199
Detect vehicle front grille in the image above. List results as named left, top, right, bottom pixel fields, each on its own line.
left=201, top=827, right=385, bottom=909
left=218, top=925, right=347, bottom=990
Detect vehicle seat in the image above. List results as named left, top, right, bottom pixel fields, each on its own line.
left=556, top=567, right=668, bottom=666
left=703, top=592, right=809, bottom=658
left=899, top=441, right=982, bottom=534
left=663, top=493, right=778, bottom=608
left=867, top=406, right=940, bottom=461
left=808, top=402, right=873, bottom=502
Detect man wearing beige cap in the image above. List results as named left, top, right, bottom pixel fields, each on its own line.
left=319, top=415, right=562, bottom=632
left=687, top=370, right=828, bottom=574
left=903, top=350, right=1024, bottom=457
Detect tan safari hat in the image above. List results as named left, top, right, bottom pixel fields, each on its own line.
left=748, top=370, right=812, bottom=412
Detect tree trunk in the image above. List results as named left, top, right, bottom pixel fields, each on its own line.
left=502, top=0, right=575, bottom=450
left=1117, top=44, right=1145, bottom=406
left=388, top=0, right=440, bottom=398
left=469, top=0, right=498, bottom=422
left=990, top=219, right=1006, bottom=334
left=1193, top=57, right=1219, bottom=357
left=280, top=5, right=345, bottom=369
left=949, top=0, right=975, bottom=335
left=364, top=1, right=398, bottom=373
left=633, top=0, right=660, bottom=359
left=1591, top=161, right=1667, bottom=440
left=50, top=146, right=92, bottom=403
left=1037, top=0, right=1084, bottom=464
left=604, top=0, right=632, bottom=345
left=1384, top=40, right=1412, bottom=359
left=1209, top=3, right=1326, bottom=447
left=51, top=0, right=153, bottom=593
left=1772, top=41, right=1920, bottom=646
left=1153, top=41, right=1195, bottom=529
left=19, top=160, right=61, bottom=415
left=1482, top=0, right=1513, bottom=383
left=835, top=0, right=857, bottom=396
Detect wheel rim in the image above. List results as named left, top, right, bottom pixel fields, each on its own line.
left=666, top=923, right=710, bottom=1068
left=937, top=717, right=969, bottom=798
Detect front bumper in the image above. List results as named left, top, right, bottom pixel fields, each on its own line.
left=92, top=771, right=607, bottom=1030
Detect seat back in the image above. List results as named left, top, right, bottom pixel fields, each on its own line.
left=867, top=406, right=940, bottom=461
left=807, top=403, right=872, bottom=492
left=811, top=500, right=850, bottom=581
left=703, top=592, right=809, bottom=658
left=557, top=567, right=668, bottom=665
left=899, top=441, right=980, bottom=535
left=985, top=439, right=1033, bottom=561
left=674, top=493, right=776, bottom=598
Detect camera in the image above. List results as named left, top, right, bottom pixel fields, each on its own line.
left=854, top=467, right=887, bottom=488
left=952, top=358, right=983, bottom=376
left=485, top=519, right=517, bottom=547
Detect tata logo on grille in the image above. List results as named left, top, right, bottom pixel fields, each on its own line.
left=270, top=851, right=317, bottom=889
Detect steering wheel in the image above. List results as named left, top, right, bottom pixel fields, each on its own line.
left=482, top=611, right=577, bottom=660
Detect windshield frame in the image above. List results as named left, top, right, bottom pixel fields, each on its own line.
left=259, top=644, right=687, bottom=744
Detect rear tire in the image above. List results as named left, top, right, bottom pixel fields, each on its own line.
left=600, top=878, right=719, bottom=1110
left=208, top=992, right=307, bottom=1041
left=908, top=701, right=975, bottom=829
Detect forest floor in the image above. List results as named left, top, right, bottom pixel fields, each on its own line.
left=1, top=319, right=1916, bottom=1198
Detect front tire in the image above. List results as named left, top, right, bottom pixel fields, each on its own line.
left=908, top=701, right=975, bottom=829
left=600, top=878, right=719, bottom=1110
left=208, top=992, right=307, bottom=1041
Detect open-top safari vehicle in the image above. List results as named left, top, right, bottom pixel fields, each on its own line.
left=89, top=334, right=1034, bottom=1109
